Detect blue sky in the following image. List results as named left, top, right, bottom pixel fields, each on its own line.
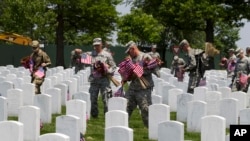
left=115, top=4, right=249, bottom=48
left=236, top=20, right=250, bottom=49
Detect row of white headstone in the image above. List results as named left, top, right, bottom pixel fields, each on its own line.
left=1, top=65, right=249, bottom=141
left=0, top=65, right=94, bottom=141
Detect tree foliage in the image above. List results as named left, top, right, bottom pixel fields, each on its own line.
left=117, top=8, right=164, bottom=46
left=0, top=0, right=121, bottom=66
left=126, top=0, right=249, bottom=49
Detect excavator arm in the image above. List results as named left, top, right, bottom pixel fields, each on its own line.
left=0, top=32, right=32, bottom=46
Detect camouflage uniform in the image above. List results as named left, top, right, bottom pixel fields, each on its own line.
left=125, top=52, right=154, bottom=127
left=170, top=57, right=186, bottom=80
left=227, top=54, right=237, bottom=78
left=70, top=50, right=84, bottom=74
left=88, top=50, right=116, bottom=118
left=184, top=49, right=201, bottom=94
left=147, top=51, right=161, bottom=77
left=231, top=56, right=250, bottom=92
left=30, top=49, right=51, bottom=94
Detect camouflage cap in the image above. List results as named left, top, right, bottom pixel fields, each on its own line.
left=125, top=41, right=136, bottom=53
left=31, top=40, right=39, bottom=48
left=179, top=39, right=189, bottom=49
left=93, top=38, right=102, bottom=46
left=235, top=48, right=243, bottom=57
left=152, top=45, right=157, bottom=48
left=228, top=48, right=235, bottom=53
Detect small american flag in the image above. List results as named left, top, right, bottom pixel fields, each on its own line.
left=29, top=58, right=34, bottom=72
left=146, top=59, right=159, bottom=69
left=81, top=53, right=92, bottom=64
left=34, top=67, right=45, bottom=78
left=133, top=63, right=143, bottom=77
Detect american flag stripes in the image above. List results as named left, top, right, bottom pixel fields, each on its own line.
left=29, top=58, right=34, bottom=72
left=81, top=53, right=92, bottom=64
left=34, top=67, right=45, bottom=78
left=118, top=59, right=144, bottom=80
left=146, top=59, right=159, bottom=69
left=133, top=63, right=143, bottom=77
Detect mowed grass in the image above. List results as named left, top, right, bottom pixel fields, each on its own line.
left=8, top=97, right=201, bottom=141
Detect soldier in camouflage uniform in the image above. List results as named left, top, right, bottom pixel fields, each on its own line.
left=30, top=40, right=51, bottom=94
left=70, top=48, right=84, bottom=74
left=231, top=48, right=250, bottom=92
left=88, top=38, right=116, bottom=118
left=179, top=39, right=201, bottom=94
left=170, top=55, right=186, bottom=81
left=147, top=45, right=162, bottom=77
left=123, top=41, right=155, bottom=128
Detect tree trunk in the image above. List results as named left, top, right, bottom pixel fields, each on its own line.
left=205, top=19, right=215, bottom=69
left=56, top=4, right=65, bottom=67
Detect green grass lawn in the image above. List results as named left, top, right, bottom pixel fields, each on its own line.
left=8, top=98, right=203, bottom=141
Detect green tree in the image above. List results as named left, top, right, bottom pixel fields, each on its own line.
left=0, top=0, right=121, bottom=67
left=117, top=8, right=165, bottom=46
left=127, top=0, right=249, bottom=46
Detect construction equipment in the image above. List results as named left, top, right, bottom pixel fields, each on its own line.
left=0, top=32, right=32, bottom=46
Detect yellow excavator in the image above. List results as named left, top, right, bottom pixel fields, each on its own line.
left=0, top=31, right=33, bottom=68
left=0, top=32, right=32, bottom=46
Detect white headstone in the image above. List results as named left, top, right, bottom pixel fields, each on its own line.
left=69, top=78, right=78, bottom=95
left=0, top=96, right=7, bottom=121
left=168, top=88, right=183, bottom=111
left=48, top=76, right=58, bottom=86
left=19, top=105, right=40, bottom=141
left=177, top=94, right=193, bottom=122
left=149, top=104, right=170, bottom=140
left=239, top=108, right=250, bottom=124
left=205, top=91, right=222, bottom=115
left=39, top=133, right=70, bottom=141
left=34, top=94, right=52, bottom=123
left=105, top=126, right=133, bottom=141
left=66, top=99, right=86, bottom=134
left=54, top=73, right=64, bottom=84
left=0, top=81, right=14, bottom=97
left=158, top=121, right=184, bottom=141
left=0, top=121, right=23, bottom=141
left=201, top=115, right=226, bottom=141
left=218, top=87, right=231, bottom=99
left=0, top=76, right=6, bottom=82
left=54, top=83, right=68, bottom=106
left=219, top=98, right=238, bottom=128
left=72, top=91, right=91, bottom=120
left=108, top=97, right=127, bottom=112
left=105, top=110, right=128, bottom=128
left=41, top=78, right=52, bottom=94
left=152, top=94, right=162, bottom=104
left=21, top=83, right=35, bottom=105
left=187, top=100, right=207, bottom=132
left=23, top=75, right=32, bottom=83
left=6, top=73, right=17, bottom=81
left=231, top=91, right=247, bottom=112
left=11, top=78, right=24, bottom=89
left=7, top=89, right=23, bottom=116
left=193, top=87, right=208, bottom=101
left=56, top=115, right=80, bottom=141
left=45, top=88, right=62, bottom=114
left=62, top=80, right=73, bottom=100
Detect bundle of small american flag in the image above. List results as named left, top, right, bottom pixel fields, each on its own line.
left=92, top=61, right=120, bottom=86
left=144, top=58, right=159, bottom=69
left=118, top=58, right=149, bottom=89
left=81, top=53, right=92, bottom=64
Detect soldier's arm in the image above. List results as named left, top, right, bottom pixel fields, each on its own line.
left=184, top=55, right=196, bottom=71
left=42, top=52, right=51, bottom=67
left=106, top=54, right=116, bottom=74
